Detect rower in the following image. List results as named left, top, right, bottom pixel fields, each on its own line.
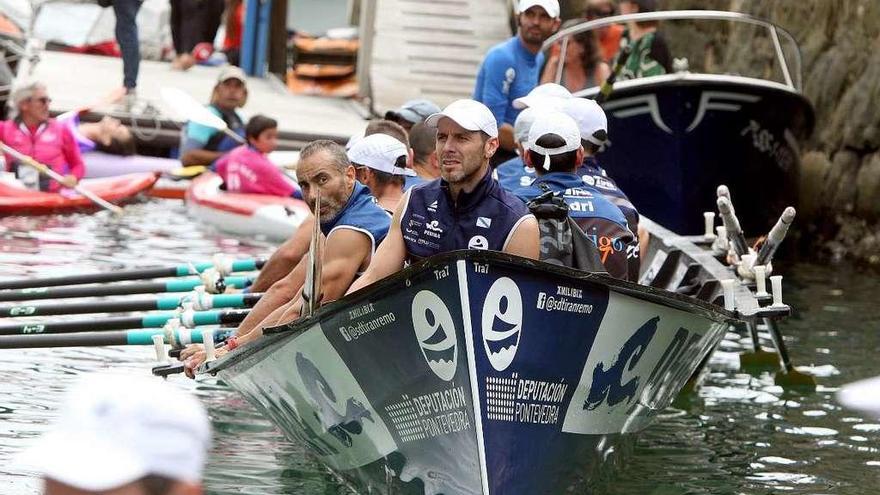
left=408, top=122, right=440, bottom=183
left=0, top=81, right=85, bottom=192
left=384, top=98, right=441, bottom=131
left=179, top=66, right=248, bottom=167
left=213, top=114, right=302, bottom=198
left=562, top=97, right=643, bottom=279
left=182, top=140, right=391, bottom=375
left=513, top=110, right=635, bottom=280
left=348, top=133, right=412, bottom=213
left=348, top=99, right=539, bottom=294
left=495, top=106, right=539, bottom=191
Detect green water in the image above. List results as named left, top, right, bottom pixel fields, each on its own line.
left=1, top=200, right=879, bottom=494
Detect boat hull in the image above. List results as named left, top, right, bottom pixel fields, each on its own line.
left=208, top=251, right=733, bottom=493
left=590, top=76, right=814, bottom=235
left=185, top=172, right=309, bottom=241
left=0, top=172, right=157, bottom=215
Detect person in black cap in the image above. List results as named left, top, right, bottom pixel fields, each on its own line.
left=617, top=0, right=672, bottom=80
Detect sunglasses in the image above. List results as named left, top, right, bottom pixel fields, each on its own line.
left=586, top=7, right=614, bottom=18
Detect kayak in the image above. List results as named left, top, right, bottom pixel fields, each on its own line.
left=186, top=172, right=310, bottom=241
left=0, top=172, right=158, bottom=215
left=83, top=151, right=180, bottom=178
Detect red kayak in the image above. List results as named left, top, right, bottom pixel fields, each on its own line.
left=186, top=172, right=310, bottom=241
left=0, top=172, right=158, bottom=215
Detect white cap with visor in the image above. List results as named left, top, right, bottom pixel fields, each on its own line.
left=527, top=111, right=582, bottom=171
left=347, top=133, right=416, bottom=176
left=517, top=0, right=561, bottom=18
left=425, top=99, right=498, bottom=138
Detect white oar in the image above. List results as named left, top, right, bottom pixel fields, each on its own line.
left=302, top=189, right=323, bottom=317
left=159, top=87, right=246, bottom=145
left=0, top=142, right=124, bottom=215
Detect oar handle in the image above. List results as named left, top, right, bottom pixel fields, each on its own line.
left=0, top=142, right=124, bottom=215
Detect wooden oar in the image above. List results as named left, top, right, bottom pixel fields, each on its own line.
left=0, top=276, right=252, bottom=302
left=160, top=87, right=246, bottom=145
left=0, top=258, right=264, bottom=290
left=0, top=327, right=234, bottom=349
left=0, top=292, right=262, bottom=318
left=0, top=142, right=124, bottom=215
left=302, top=189, right=322, bottom=317
left=0, top=309, right=250, bottom=336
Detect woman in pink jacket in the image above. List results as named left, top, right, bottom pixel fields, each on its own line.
left=0, top=82, right=84, bottom=192
left=213, top=115, right=302, bottom=198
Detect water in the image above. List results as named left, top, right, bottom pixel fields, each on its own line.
left=1, top=198, right=879, bottom=494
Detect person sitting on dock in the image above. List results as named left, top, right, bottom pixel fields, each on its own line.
left=181, top=140, right=391, bottom=376
left=348, top=133, right=413, bottom=213
left=513, top=110, right=635, bottom=279
left=384, top=99, right=441, bottom=131
left=0, top=81, right=85, bottom=192
left=213, top=114, right=302, bottom=198
left=473, top=0, right=561, bottom=165
left=179, top=66, right=248, bottom=167
left=347, top=99, right=540, bottom=294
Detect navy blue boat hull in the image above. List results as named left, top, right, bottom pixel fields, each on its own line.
left=591, top=76, right=814, bottom=235
left=207, top=251, right=732, bottom=494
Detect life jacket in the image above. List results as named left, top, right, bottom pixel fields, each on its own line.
left=0, top=119, right=71, bottom=191
left=204, top=105, right=245, bottom=153
left=321, top=181, right=391, bottom=259
left=401, top=169, right=532, bottom=264
left=514, top=172, right=636, bottom=280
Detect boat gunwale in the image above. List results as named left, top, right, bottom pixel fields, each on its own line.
left=204, top=248, right=740, bottom=375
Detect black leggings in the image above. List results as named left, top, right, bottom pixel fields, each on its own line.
left=170, top=0, right=226, bottom=54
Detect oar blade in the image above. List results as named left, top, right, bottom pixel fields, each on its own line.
left=775, top=368, right=818, bottom=391
left=160, top=87, right=228, bottom=131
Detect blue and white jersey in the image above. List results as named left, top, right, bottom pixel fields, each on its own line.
left=579, top=157, right=640, bottom=233
left=401, top=170, right=532, bottom=264
left=320, top=181, right=391, bottom=255
left=495, top=156, right=536, bottom=192
left=514, top=172, right=636, bottom=280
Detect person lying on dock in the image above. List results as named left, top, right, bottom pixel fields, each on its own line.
left=56, top=111, right=136, bottom=156
left=512, top=110, right=635, bottom=280
left=347, top=99, right=540, bottom=293
left=213, top=114, right=303, bottom=198
left=179, top=66, right=248, bottom=167
left=0, top=81, right=85, bottom=191
left=180, top=140, right=391, bottom=376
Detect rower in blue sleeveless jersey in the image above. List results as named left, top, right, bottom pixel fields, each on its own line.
left=348, top=99, right=540, bottom=294
left=182, top=140, right=390, bottom=375
left=513, top=111, right=635, bottom=280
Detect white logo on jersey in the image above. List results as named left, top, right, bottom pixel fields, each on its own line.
left=468, top=235, right=489, bottom=250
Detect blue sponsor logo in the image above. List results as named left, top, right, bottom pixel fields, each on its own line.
left=583, top=316, right=659, bottom=411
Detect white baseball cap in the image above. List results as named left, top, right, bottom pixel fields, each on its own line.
left=514, top=107, right=540, bottom=145
left=425, top=99, right=498, bottom=138
left=517, top=0, right=561, bottom=18
left=348, top=133, right=416, bottom=176
left=16, top=373, right=211, bottom=491
left=513, top=83, right=573, bottom=110
left=527, top=111, right=582, bottom=170
left=561, top=97, right=608, bottom=146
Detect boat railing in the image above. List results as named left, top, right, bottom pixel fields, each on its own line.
left=542, top=9, right=803, bottom=93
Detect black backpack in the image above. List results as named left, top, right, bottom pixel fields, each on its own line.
left=527, top=186, right=608, bottom=274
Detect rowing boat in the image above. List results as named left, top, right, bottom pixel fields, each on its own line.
left=185, top=171, right=309, bottom=241
left=203, top=226, right=759, bottom=492
left=0, top=172, right=157, bottom=215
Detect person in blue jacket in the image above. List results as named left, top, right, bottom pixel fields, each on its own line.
left=473, top=0, right=561, bottom=164
left=514, top=111, right=636, bottom=280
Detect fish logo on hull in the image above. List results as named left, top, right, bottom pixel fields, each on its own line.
left=584, top=316, right=659, bottom=411
left=295, top=352, right=373, bottom=447
left=412, top=290, right=458, bottom=381
left=481, top=277, right=523, bottom=371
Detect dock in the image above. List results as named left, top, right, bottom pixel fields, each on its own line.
left=28, top=50, right=370, bottom=152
